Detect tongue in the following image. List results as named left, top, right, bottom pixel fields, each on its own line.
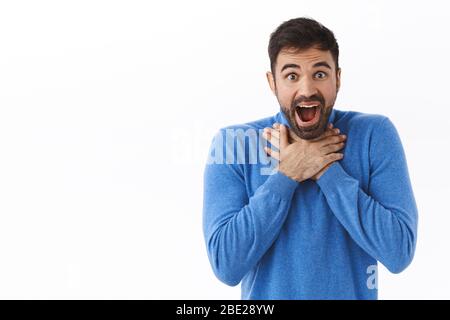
left=300, top=107, right=316, bottom=122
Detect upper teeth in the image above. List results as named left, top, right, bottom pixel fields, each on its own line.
left=299, top=104, right=318, bottom=108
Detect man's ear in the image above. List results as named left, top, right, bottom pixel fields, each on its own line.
left=266, top=71, right=276, bottom=95
left=336, top=68, right=341, bottom=93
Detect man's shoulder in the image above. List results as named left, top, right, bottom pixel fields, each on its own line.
left=335, top=109, right=389, bottom=131
left=336, top=109, right=387, bottom=124
left=335, top=109, right=400, bottom=149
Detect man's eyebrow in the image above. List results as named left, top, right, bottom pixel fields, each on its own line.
left=312, top=61, right=332, bottom=69
left=280, top=61, right=332, bottom=73
left=280, top=63, right=300, bottom=73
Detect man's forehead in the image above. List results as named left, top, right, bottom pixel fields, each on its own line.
left=276, top=47, right=334, bottom=70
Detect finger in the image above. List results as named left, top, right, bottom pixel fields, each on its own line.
left=320, top=134, right=346, bottom=147
left=269, top=132, right=280, bottom=150
left=262, top=128, right=277, bottom=140
left=270, top=132, right=280, bottom=149
left=322, top=127, right=340, bottom=138
left=279, top=124, right=289, bottom=149
left=262, top=128, right=270, bottom=141
left=321, top=153, right=344, bottom=167
left=270, top=129, right=298, bottom=147
left=268, top=128, right=280, bottom=140
left=321, top=141, right=345, bottom=155
left=273, top=124, right=302, bottom=142
left=309, top=127, right=339, bottom=143
left=271, top=126, right=301, bottom=144
left=264, top=146, right=280, bottom=161
left=263, top=128, right=280, bottom=149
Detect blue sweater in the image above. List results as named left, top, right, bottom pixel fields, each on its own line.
left=203, top=109, right=418, bottom=299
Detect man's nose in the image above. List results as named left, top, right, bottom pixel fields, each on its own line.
left=297, top=77, right=318, bottom=97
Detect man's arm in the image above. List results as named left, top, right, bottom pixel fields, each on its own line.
left=202, top=134, right=298, bottom=285
left=316, top=118, right=418, bottom=273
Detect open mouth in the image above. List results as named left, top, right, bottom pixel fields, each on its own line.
left=295, top=103, right=321, bottom=126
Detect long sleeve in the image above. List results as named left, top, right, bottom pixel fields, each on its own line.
left=316, top=118, right=418, bottom=273
left=202, top=132, right=298, bottom=285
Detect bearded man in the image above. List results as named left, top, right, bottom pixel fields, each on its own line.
left=203, top=17, right=418, bottom=300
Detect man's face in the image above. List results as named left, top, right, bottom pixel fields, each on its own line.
left=267, top=46, right=341, bottom=140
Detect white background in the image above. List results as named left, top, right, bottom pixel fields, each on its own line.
left=0, top=0, right=449, bottom=299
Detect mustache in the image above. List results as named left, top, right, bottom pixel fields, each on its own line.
left=291, top=94, right=325, bottom=109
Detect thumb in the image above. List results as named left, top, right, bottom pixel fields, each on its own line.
left=280, top=124, right=289, bottom=149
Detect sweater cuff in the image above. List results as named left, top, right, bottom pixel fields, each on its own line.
left=316, top=162, right=352, bottom=194
left=262, top=171, right=299, bottom=199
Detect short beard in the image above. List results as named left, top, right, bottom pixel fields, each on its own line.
left=280, top=93, right=333, bottom=140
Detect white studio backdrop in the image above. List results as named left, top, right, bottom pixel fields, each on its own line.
left=0, top=0, right=448, bottom=299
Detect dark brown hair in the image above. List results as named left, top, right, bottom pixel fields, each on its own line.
left=268, top=17, right=339, bottom=74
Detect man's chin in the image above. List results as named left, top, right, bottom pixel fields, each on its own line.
left=292, top=118, right=326, bottom=140
left=294, top=126, right=325, bottom=140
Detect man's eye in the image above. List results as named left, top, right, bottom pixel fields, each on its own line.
left=287, top=73, right=297, bottom=81
left=315, top=71, right=327, bottom=79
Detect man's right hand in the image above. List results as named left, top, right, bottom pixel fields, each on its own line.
left=262, top=123, right=346, bottom=183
